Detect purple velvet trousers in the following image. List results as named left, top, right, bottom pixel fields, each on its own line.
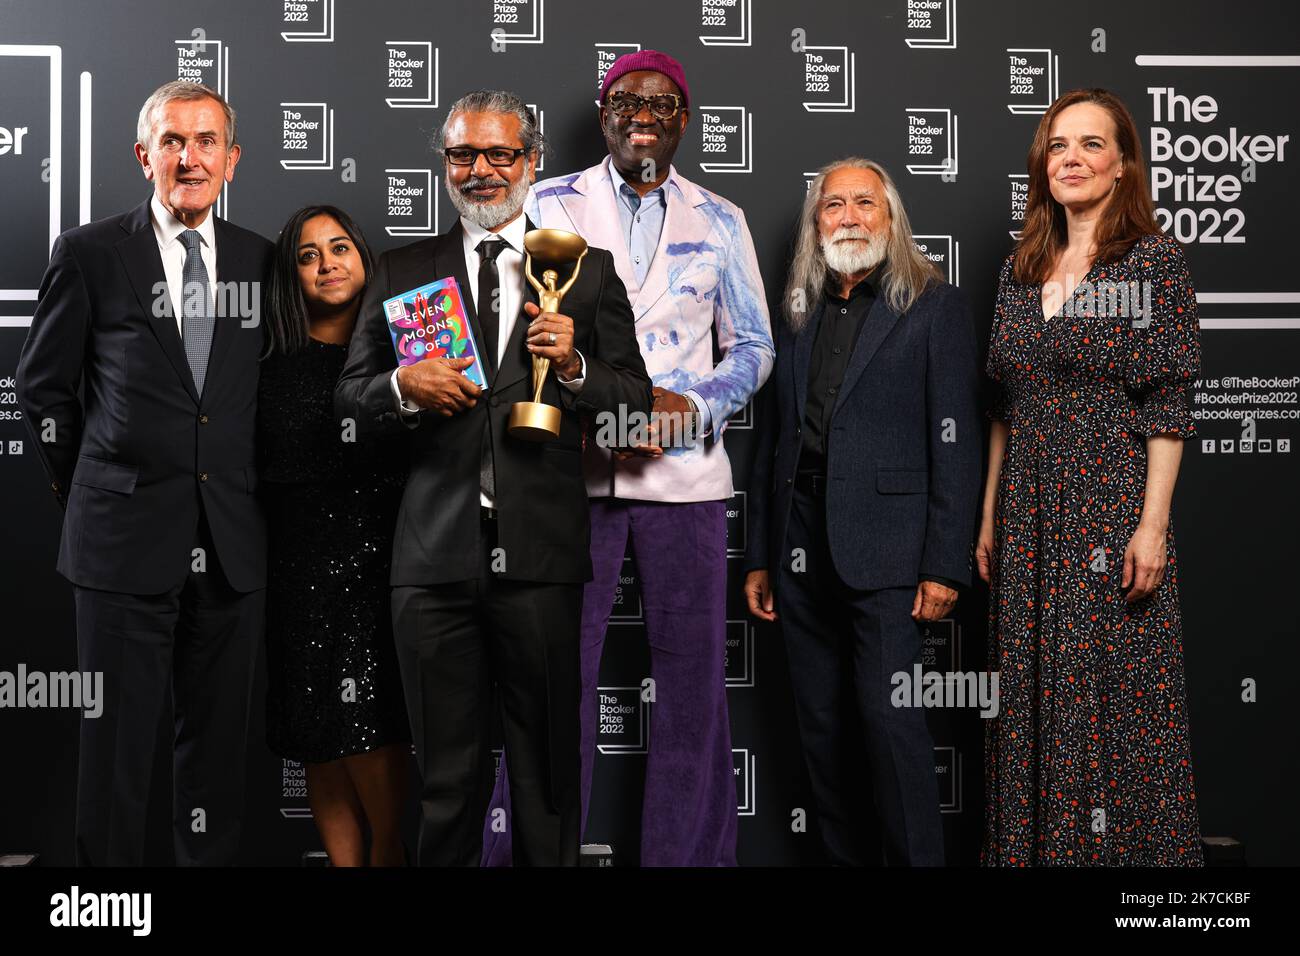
left=483, top=498, right=738, bottom=866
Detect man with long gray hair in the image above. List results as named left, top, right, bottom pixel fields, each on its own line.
left=743, top=158, right=980, bottom=865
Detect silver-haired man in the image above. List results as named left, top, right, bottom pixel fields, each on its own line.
left=18, top=81, right=272, bottom=865
left=744, top=158, right=981, bottom=865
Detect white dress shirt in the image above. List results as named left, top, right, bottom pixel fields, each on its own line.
left=389, top=212, right=585, bottom=507
left=149, top=194, right=217, bottom=339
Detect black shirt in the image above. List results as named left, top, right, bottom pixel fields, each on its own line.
left=800, top=272, right=878, bottom=475
left=796, top=272, right=963, bottom=595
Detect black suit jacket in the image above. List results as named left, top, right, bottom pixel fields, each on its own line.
left=16, top=198, right=274, bottom=594
left=746, top=281, right=981, bottom=590
left=335, top=219, right=652, bottom=586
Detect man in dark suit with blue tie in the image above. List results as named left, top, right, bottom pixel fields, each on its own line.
left=17, top=81, right=272, bottom=866
left=744, top=158, right=980, bottom=866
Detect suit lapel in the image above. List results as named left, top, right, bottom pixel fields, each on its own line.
left=558, top=161, right=638, bottom=298
left=833, top=294, right=902, bottom=415
left=203, top=216, right=245, bottom=398
left=631, top=175, right=713, bottom=321
left=792, top=304, right=822, bottom=424
left=435, top=221, right=498, bottom=382
left=116, top=199, right=200, bottom=405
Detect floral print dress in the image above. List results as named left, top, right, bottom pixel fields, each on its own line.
left=982, top=233, right=1203, bottom=865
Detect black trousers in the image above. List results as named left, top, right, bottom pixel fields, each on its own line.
left=391, top=511, right=582, bottom=866
left=777, top=486, right=945, bottom=866
left=72, top=510, right=263, bottom=866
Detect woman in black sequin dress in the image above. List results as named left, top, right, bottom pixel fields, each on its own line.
left=259, top=205, right=410, bottom=866
left=976, top=91, right=1203, bottom=865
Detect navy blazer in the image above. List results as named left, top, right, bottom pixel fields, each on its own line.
left=17, top=199, right=273, bottom=594
left=746, top=279, right=981, bottom=590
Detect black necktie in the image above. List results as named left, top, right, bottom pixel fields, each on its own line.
left=477, top=237, right=506, bottom=378
left=476, top=238, right=506, bottom=500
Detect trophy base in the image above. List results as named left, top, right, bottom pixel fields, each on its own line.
left=508, top=401, right=562, bottom=441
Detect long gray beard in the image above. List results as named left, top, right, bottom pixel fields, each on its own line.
left=821, top=227, right=887, bottom=277
left=446, top=173, right=531, bottom=230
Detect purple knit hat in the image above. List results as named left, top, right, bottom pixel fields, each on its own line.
left=599, top=50, right=690, bottom=108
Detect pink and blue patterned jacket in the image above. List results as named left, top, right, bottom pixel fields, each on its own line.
left=527, top=157, right=774, bottom=502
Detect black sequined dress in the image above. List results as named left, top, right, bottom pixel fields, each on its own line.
left=258, top=338, right=410, bottom=763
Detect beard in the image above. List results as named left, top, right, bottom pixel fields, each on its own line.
left=446, top=171, right=531, bottom=230
left=821, top=226, right=888, bottom=278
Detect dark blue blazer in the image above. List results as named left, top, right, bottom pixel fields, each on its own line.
left=746, top=279, right=981, bottom=590
left=17, top=199, right=273, bottom=594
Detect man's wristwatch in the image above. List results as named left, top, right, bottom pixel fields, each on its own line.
left=685, top=394, right=701, bottom=441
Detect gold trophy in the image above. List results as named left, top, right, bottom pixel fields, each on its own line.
left=509, top=228, right=589, bottom=441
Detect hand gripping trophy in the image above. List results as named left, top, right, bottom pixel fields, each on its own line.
left=510, top=228, right=589, bottom=440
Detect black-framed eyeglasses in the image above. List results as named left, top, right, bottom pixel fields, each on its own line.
left=443, top=146, right=528, bottom=167
left=606, top=91, right=684, bottom=121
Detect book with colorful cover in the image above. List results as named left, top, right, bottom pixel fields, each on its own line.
left=382, top=276, right=487, bottom=390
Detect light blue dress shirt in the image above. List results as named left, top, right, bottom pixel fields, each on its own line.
left=608, top=169, right=712, bottom=436
left=612, top=174, right=666, bottom=288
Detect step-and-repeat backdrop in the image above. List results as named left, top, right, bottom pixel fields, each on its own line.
left=1, top=0, right=1296, bottom=865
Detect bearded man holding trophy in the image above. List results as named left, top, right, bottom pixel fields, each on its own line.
left=336, top=90, right=652, bottom=866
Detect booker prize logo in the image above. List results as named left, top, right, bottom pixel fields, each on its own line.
left=1008, top=173, right=1028, bottom=238
left=728, top=399, right=753, bottom=429
left=594, top=42, right=640, bottom=92
left=920, top=619, right=961, bottom=673
left=526, top=102, right=546, bottom=172
left=794, top=36, right=856, bottom=113
left=913, top=234, right=960, bottom=286
left=904, top=0, right=957, bottom=49
left=699, top=0, right=752, bottom=47
left=0, top=44, right=60, bottom=302
left=174, top=34, right=225, bottom=91
left=906, top=108, right=958, bottom=178
left=1146, top=85, right=1290, bottom=247
left=1006, top=48, right=1060, bottom=114
left=280, top=759, right=311, bottom=818
left=734, top=748, right=757, bottom=816
left=384, top=169, right=439, bottom=237
left=175, top=35, right=229, bottom=216
left=609, top=555, right=643, bottom=621
left=281, top=0, right=334, bottom=42
left=279, top=103, right=334, bottom=170
left=699, top=106, right=753, bottom=174
left=936, top=745, right=962, bottom=813
left=724, top=618, right=755, bottom=688
left=488, top=0, right=545, bottom=46
left=385, top=41, right=439, bottom=108
left=725, top=491, right=747, bottom=555
left=1136, top=61, right=1295, bottom=330
left=596, top=683, right=650, bottom=755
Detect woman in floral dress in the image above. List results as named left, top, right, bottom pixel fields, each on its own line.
left=977, top=89, right=1203, bottom=865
